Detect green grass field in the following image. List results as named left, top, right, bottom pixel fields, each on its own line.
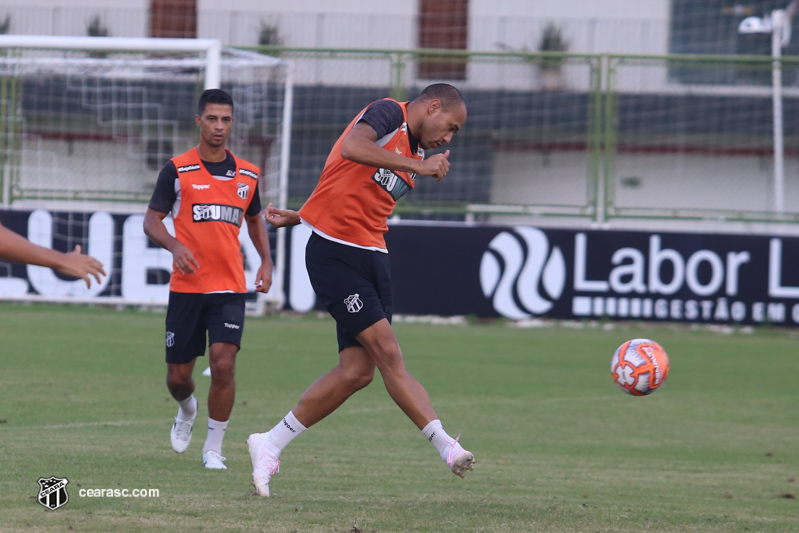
left=1, top=302, right=797, bottom=532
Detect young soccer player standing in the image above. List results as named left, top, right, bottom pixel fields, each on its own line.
left=144, top=89, right=273, bottom=470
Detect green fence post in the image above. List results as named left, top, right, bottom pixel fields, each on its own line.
left=602, top=55, right=619, bottom=224
left=588, top=55, right=604, bottom=223
left=390, top=52, right=407, bottom=102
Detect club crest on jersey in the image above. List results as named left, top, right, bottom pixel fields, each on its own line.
left=37, top=476, right=69, bottom=511
left=237, top=182, right=249, bottom=200
left=192, top=203, right=244, bottom=226
left=373, top=168, right=412, bottom=201
left=344, top=293, right=363, bottom=313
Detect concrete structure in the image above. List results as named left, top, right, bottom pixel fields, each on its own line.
left=2, top=1, right=672, bottom=54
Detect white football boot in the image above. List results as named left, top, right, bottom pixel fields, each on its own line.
left=202, top=450, right=227, bottom=470
left=247, top=432, right=280, bottom=497
left=446, top=434, right=475, bottom=478
left=170, top=398, right=197, bottom=453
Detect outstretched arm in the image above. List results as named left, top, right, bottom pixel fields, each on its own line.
left=0, top=220, right=106, bottom=288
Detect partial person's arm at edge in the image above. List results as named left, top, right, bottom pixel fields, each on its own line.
left=0, top=220, right=106, bottom=288
left=142, top=208, right=199, bottom=275
left=264, top=203, right=301, bottom=228
left=245, top=213, right=274, bottom=293
left=341, top=123, right=451, bottom=180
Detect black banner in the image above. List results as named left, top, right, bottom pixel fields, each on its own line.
left=383, top=224, right=799, bottom=325
left=4, top=208, right=799, bottom=325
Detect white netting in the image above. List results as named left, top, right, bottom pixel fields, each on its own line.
left=0, top=39, right=290, bottom=211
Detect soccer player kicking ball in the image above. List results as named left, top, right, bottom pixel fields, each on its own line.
left=248, top=83, right=474, bottom=497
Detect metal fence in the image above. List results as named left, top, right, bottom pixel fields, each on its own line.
left=2, top=43, right=798, bottom=227
left=263, top=48, right=799, bottom=226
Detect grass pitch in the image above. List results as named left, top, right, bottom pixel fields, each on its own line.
left=0, top=302, right=797, bottom=532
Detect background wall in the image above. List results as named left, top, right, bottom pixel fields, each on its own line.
left=1, top=0, right=672, bottom=54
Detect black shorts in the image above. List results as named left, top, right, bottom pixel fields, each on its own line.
left=305, top=232, right=393, bottom=352
left=164, top=292, right=246, bottom=364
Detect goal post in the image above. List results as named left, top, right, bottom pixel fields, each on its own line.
left=0, top=35, right=293, bottom=310
left=0, top=35, right=223, bottom=89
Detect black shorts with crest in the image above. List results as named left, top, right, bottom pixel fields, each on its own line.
left=305, top=232, right=392, bottom=352
left=164, top=292, right=246, bottom=364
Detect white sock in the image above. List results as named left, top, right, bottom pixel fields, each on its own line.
left=177, top=395, right=197, bottom=420
left=203, top=417, right=228, bottom=455
left=422, top=419, right=459, bottom=462
left=266, top=411, right=306, bottom=457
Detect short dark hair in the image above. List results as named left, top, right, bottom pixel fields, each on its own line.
left=417, top=83, right=464, bottom=111
left=197, top=88, right=234, bottom=115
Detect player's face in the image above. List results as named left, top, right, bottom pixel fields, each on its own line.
left=196, top=103, right=234, bottom=149
left=418, top=100, right=467, bottom=150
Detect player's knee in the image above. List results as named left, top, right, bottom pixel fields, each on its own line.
left=211, top=355, right=236, bottom=380
left=166, top=366, right=192, bottom=388
left=369, top=340, right=403, bottom=370
left=342, top=366, right=375, bottom=391
left=338, top=357, right=375, bottom=391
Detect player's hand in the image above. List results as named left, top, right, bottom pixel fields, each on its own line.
left=264, top=203, right=301, bottom=228
left=58, top=244, right=107, bottom=288
left=170, top=242, right=200, bottom=275
left=418, top=150, right=450, bottom=181
left=254, top=262, right=273, bottom=293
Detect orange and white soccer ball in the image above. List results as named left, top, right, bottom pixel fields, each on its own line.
left=611, top=338, right=670, bottom=396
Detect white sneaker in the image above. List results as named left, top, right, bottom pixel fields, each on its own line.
left=247, top=432, right=280, bottom=497
left=203, top=450, right=227, bottom=470
left=170, top=398, right=197, bottom=453
left=446, top=434, right=475, bottom=478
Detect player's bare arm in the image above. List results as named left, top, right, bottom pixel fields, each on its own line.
left=143, top=208, right=199, bottom=275
left=0, top=222, right=106, bottom=288
left=246, top=213, right=274, bottom=293
left=264, top=203, right=301, bottom=228
left=341, top=123, right=451, bottom=180
left=57, top=245, right=107, bottom=288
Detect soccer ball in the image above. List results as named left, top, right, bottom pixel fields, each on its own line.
left=610, top=338, right=670, bottom=396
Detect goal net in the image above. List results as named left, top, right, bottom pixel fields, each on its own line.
left=0, top=36, right=292, bottom=308
left=0, top=36, right=290, bottom=207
